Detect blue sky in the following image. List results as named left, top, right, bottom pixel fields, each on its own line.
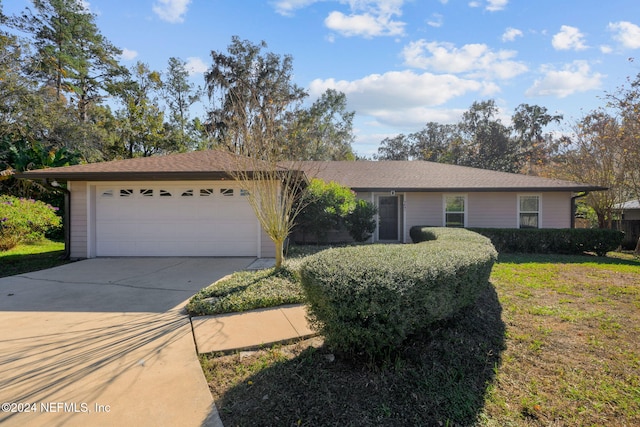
left=6, top=0, right=640, bottom=156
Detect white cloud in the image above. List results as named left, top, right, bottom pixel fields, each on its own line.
left=502, top=27, right=523, bottom=42
left=152, top=0, right=191, bottom=24
left=427, top=13, right=443, bottom=28
left=185, top=57, right=208, bottom=75
left=309, top=70, right=486, bottom=114
left=120, top=48, right=138, bottom=61
left=370, top=107, right=468, bottom=127
left=468, top=0, right=507, bottom=11
left=324, top=1, right=406, bottom=38
left=271, top=0, right=320, bottom=16
left=600, top=45, right=613, bottom=54
left=486, top=0, right=508, bottom=11
left=325, top=10, right=405, bottom=37
left=272, top=1, right=407, bottom=38
left=526, top=61, right=604, bottom=98
left=608, top=21, right=640, bottom=49
left=401, top=40, right=527, bottom=80
left=310, top=71, right=480, bottom=132
left=552, top=25, right=588, bottom=51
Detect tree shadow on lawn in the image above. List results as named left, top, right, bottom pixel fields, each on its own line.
left=214, top=283, right=506, bottom=427
left=0, top=250, right=69, bottom=278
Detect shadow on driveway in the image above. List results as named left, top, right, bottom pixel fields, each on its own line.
left=0, top=257, right=251, bottom=427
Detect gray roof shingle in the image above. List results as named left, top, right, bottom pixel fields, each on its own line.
left=295, top=160, right=604, bottom=192
left=17, top=150, right=605, bottom=192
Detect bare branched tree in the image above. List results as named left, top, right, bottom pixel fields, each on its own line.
left=206, top=37, right=322, bottom=269
left=231, top=156, right=307, bottom=269
left=224, top=105, right=311, bottom=269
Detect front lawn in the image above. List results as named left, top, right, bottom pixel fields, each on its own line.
left=200, top=253, right=640, bottom=426
left=186, top=245, right=325, bottom=316
left=0, top=239, right=68, bottom=278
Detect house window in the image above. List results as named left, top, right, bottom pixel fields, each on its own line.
left=101, top=190, right=114, bottom=198
left=140, top=189, right=153, bottom=197
left=200, top=189, right=214, bottom=197
left=181, top=189, right=194, bottom=197
left=120, top=189, right=134, bottom=197
left=444, top=195, right=466, bottom=227
left=220, top=188, right=234, bottom=197
left=240, top=189, right=250, bottom=196
left=159, top=190, right=172, bottom=197
left=519, top=195, right=540, bottom=228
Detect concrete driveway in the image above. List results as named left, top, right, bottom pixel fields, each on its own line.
left=0, top=257, right=252, bottom=427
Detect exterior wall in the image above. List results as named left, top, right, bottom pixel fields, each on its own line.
left=68, top=181, right=88, bottom=259
left=403, top=191, right=573, bottom=242
left=540, top=192, right=572, bottom=228
left=403, top=192, right=443, bottom=242
left=467, top=192, right=517, bottom=228
left=67, top=180, right=576, bottom=258
left=260, top=228, right=276, bottom=258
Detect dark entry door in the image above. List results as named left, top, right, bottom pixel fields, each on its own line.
left=378, top=196, right=398, bottom=240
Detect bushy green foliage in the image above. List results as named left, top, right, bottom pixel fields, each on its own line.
left=296, top=179, right=355, bottom=242
left=345, top=199, right=377, bottom=242
left=296, top=178, right=377, bottom=243
left=408, top=226, right=438, bottom=243
left=463, top=228, right=624, bottom=256
left=299, top=228, right=497, bottom=362
left=0, top=196, right=62, bottom=251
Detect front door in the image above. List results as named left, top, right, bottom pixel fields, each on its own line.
left=378, top=196, right=399, bottom=241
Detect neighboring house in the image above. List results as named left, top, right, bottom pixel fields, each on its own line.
left=18, top=150, right=605, bottom=259
left=613, top=200, right=640, bottom=221
left=613, top=200, right=640, bottom=249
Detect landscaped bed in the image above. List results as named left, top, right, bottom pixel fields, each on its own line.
left=185, top=246, right=325, bottom=316
left=198, top=251, right=640, bottom=426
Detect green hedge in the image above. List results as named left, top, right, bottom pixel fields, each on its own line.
left=411, top=227, right=624, bottom=256
left=299, top=228, right=497, bottom=362
left=472, top=228, right=622, bottom=256
left=0, top=196, right=62, bottom=251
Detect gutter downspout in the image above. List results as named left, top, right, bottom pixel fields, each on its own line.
left=44, top=179, right=71, bottom=260
left=571, top=192, right=589, bottom=229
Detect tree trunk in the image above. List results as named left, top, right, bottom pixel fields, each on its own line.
left=635, top=236, right=640, bottom=255
left=274, top=238, right=284, bottom=270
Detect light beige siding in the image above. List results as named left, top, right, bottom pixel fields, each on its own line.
left=468, top=192, right=517, bottom=228
left=261, top=228, right=276, bottom=258
left=69, top=181, right=88, bottom=259
left=404, top=193, right=444, bottom=241
left=402, top=191, right=573, bottom=241
left=541, top=192, right=571, bottom=228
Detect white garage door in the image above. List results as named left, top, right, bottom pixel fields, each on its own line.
left=95, top=183, right=258, bottom=256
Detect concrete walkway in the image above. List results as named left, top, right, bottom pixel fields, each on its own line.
left=0, top=257, right=252, bottom=427
left=192, top=304, right=316, bottom=354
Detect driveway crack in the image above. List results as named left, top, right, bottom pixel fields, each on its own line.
left=16, top=275, right=190, bottom=293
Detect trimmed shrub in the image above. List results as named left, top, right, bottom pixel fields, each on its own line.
left=296, top=179, right=356, bottom=243
left=466, top=228, right=623, bottom=256
left=408, top=226, right=438, bottom=243
left=345, top=199, right=378, bottom=242
left=0, top=195, right=61, bottom=251
left=410, top=226, right=624, bottom=257
left=299, top=228, right=497, bottom=362
left=295, top=179, right=377, bottom=244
